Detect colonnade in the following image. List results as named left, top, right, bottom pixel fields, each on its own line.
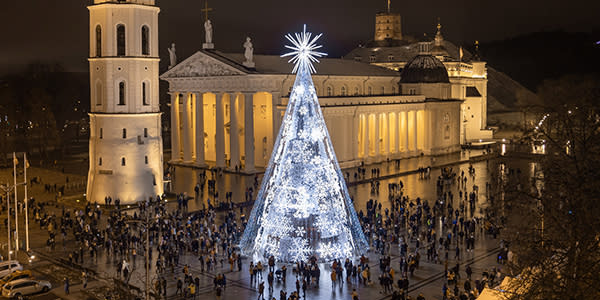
left=357, top=109, right=425, bottom=159
left=170, top=91, right=263, bottom=172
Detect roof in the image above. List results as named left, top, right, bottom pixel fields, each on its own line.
left=208, top=51, right=400, bottom=77
left=344, top=39, right=470, bottom=64
left=400, top=55, right=450, bottom=83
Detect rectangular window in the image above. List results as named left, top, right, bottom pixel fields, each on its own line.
left=100, top=128, right=103, bottom=139
left=142, top=82, right=149, bottom=105
left=122, top=128, right=127, bottom=139
left=145, top=156, right=148, bottom=164
left=99, top=157, right=102, bottom=166
left=118, top=81, right=126, bottom=105
left=144, top=128, right=148, bottom=138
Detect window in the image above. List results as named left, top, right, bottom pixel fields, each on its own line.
left=142, top=82, right=149, bottom=105
left=369, top=55, right=376, bottom=62
left=327, top=86, right=332, bottom=97
left=341, top=86, right=346, bottom=96
left=117, top=24, right=126, bottom=56
left=381, top=86, right=385, bottom=95
left=118, top=81, right=126, bottom=105
left=99, top=128, right=103, bottom=139
left=122, top=128, right=127, bottom=139
left=145, top=156, right=148, bottom=164
left=354, top=87, right=359, bottom=96
left=96, top=81, right=102, bottom=106
left=121, top=157, right=126, bottom=166
left=388, top=54, right=394, bottom=61
left=144, top=128, right=148, bottom=138
left=95, top=25, right=102, bottom=57
left=99, top=157, right=102, bottom=166
left=368, top=86, right=372, bottom=95
left=141, top=26, right=149, bottom=55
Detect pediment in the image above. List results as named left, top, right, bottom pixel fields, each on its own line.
left=161, top=51, right=246, bottom=79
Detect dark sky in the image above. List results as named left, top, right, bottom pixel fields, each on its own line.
left=1, top=0, right=598, bottom=74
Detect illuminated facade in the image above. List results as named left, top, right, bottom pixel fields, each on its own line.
left=86, top=0, right=164, bottom=204
left=346, top=16, right=493, bottom=143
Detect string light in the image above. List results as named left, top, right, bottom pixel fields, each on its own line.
left=239, top=25, right=368, bottom=263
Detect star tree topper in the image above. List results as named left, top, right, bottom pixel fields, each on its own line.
left=281, top=25, right=327, bottom=73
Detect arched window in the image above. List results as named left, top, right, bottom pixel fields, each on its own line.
left=327, top=86, right=332, bottom=97
left=341, top=86, right=346, bottom=96
left=118, top=81, right=126, bottom=105
left=142, top=82, right=149, bottom=105
left=141, top=26, right=149, bottom=55
left=117, top=24, right=126, bottom=56
left=96, top=81, right=102, bottom=106
left=95, top=25, right=102, bottom=57
left=122, top=128, right=127, bottom=139
left=99, top=157, right=102, bottom=166
left=121, top=157, right=126, bottom=166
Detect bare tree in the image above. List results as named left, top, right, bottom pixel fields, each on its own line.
left=495, top=74, right=600, bottom=299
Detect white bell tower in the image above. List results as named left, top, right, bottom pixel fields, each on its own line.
left=87, top=0, right=164, bottom=204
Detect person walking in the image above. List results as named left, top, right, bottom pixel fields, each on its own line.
left=258, top=281, right=265, bottom=300
left=63, top=277, right=70, bottom=295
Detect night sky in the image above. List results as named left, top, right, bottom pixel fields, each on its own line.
left=1, top=0, right=598, bottom=74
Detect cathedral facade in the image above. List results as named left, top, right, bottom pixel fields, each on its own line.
left=161, top=10, right=493, bottom=172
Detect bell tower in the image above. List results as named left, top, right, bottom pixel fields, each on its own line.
left=87, top=0, right=164, bottom=204
left=374, top=0, right=402, bottom=41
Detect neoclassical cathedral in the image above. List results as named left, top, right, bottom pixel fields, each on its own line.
left=161, top=7, right=493, bottom=172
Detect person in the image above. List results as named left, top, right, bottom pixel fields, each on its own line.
left=258, top=281, right=265, bottom=300
left=63, top=277, right=70, bottom=295
left=352, top=288, right=359, bottom=300
left=216, top=285, right=222, bottom=300
left=82, top=271, right=88, bottom=289
left=189, top=282, right=196, bottom=299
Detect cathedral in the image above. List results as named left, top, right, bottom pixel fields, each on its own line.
left=161, top=6, right=494, bottom=172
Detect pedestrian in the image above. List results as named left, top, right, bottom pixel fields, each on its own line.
left=258, top=281, right=265, bottom=300
left=64, top=277, right=70, bottom=295
left=82, top=272, right=88, bottom=289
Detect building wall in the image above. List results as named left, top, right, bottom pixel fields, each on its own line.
left=87, top=114, right=164, bottom=203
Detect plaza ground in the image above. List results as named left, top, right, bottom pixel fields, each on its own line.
left=0, top=148, right=527, bottom=299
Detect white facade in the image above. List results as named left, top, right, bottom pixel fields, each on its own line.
left=161, top=51, right=462, bottom=171
left=87, top=0, right=164, bottom=204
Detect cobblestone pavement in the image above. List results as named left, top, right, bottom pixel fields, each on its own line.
left=0, top=150, right=527, bottom=300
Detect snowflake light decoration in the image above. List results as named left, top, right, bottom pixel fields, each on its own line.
left=281, top=24, right=327, bottom=73
left=239, top=25, right=368, bottom=263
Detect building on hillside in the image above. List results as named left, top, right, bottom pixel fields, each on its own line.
left=86, top=0, right=164, bottom=204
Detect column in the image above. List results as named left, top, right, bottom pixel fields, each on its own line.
left=182, top=93, right=193, bottom=162
left=395, top=112, right=400, bottom=155
left=385, top=114, right=390, bottom=156
left=403, top=111, right=409, bottom=153
left=244, top=93, right=255, bottom=172
left=363, top=114, right=369, bottom=158
left=374, top=113, right=380, bottom=158
left=229, top=93, right=240, bottom=169
left=170, top=93, right=181, bottom=161
left=215, top=93, right=226, bottom=168
left=194, top=92, right=206, bottom=166
left=272, top=92, right=282, bottom=141
left=413, top=110, right=418, bottom=152
left=353, top=114, right=359, bottom=161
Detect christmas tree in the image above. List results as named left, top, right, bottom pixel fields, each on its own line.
left=239, top=25, right=368, bottom=262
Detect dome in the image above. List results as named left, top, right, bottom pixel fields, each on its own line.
left=400, top=54, right=450, bottom=83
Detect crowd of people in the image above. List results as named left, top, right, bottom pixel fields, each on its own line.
left=15, top=157, right=509, bottom=300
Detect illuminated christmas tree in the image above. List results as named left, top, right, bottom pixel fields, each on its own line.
left=239, top=25, right=368, bottom=262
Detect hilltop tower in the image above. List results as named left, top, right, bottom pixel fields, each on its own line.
left=86, top=0, right=164, bottom=204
